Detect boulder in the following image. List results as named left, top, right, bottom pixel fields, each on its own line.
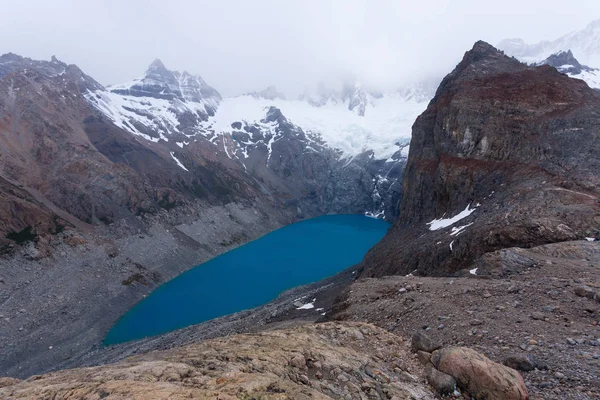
left=502, top=353, right=538, bottom=372
left=411, top=332, right=441, bottom=353
left=574, top=285, right=596, bottom=300
left=417, top=350, right=433, bottom=366
left=432, top=347, right=528, bottom=400
left=426, top=365, right=456, bottom=395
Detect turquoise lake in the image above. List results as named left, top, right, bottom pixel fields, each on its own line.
left=104, top=214, right=390, bottom=344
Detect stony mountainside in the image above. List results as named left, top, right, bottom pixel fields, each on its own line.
left=359, top=41, right=600, bottom=278
left=330, top=240, right=599, bottom=398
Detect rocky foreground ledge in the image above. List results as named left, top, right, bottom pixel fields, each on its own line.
left=0, top=322, right=530, bottom=400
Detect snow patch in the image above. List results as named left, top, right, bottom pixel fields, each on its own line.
left=296, top=298, right=316, bottom=310
left=427, top=204, right=477, bottom=231
left=86, top=87, right=429, bottom=160
left=586, top=237, right=596, bottom=242
left=450, top=223, right=473, bottom=236
left=170, top=152, right=189, bottom=171
left=469, top=267, right=478, bottom=275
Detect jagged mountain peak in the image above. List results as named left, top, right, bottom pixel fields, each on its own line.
left=107, top=59, right=221, bottom=104
left=535, top=49, right=600, bottom=88
left=147, top=58, right=167, bottom=72
left=538, top=50, right=594, bottom=74
left=434, top=41, right=525, bottom=97
left=245, top=85, right=286, bottom=100
left=498, top=17, right=600, bottom=67
left=460, top=41, right=517, bottom=68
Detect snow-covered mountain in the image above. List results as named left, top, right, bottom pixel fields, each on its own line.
left=498, top=19, right=600, bottom=66
left=497, top=19, right=600, bottom=89
left=86, top=59, right=432, bottom=163
left=84, top=59, right=434, bottom=219
left=535, top=50, right=600, bottom=89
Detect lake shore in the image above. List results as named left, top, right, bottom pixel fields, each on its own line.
left=50, top=266, right=356, bottom=372
left=0, top=200, right=296, bottom=378
left=105, top=214, right=388, bottom=344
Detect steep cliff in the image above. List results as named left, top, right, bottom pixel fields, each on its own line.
left=360, top=41, right=600, bottom=277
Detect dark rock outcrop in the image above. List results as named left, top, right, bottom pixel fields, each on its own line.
left=503, top=353, right=539, bottom=372
left=537, top=50, right=596, bottom=75
left=360, top=41, right=600, bottom=277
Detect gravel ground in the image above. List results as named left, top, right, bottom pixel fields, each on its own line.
left=329, top=240, right=600, bottom=399
left=0, top=200, right=297, bottom=378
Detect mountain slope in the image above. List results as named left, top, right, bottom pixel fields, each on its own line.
left=359, top=41, right=600, bottom=277
left=498, top=19, right=600, bottom=90
left=0, top=53, right=279, bottom=247
left=0, top=52, right=421, bottom=377
left=498, top=18, right=600, bottom=66
left=85, top=59, right=430, bottom=219
left=536, top=50, right=600, bottom=89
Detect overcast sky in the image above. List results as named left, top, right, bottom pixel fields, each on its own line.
left=0, top=0, right=598, bottom=96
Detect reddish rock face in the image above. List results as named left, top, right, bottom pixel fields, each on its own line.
left=360, top=41, right=600, bottom=277
left=0, top=54, right=268, bottom=250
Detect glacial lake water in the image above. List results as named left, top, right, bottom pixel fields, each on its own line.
left=104, top=214, right=390, bottom=344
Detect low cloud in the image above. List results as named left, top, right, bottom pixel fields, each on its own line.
left=0, top=0, right=597, bottom=96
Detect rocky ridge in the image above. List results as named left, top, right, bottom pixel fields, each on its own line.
left=537, top=50, right=596, bottom=75
left=85, top=58, right=412, bottom=220
left=359, top=41, right=600, bottom=278
left=1, top=321, right=535, bottom=400
left=536, top=50, right=600, bottom=89
left=1, top=322, right=438, bottom=400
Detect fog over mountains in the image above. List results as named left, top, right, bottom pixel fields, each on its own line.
left=1, top=1, right=599, bottom=97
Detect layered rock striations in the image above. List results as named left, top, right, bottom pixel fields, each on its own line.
left=360, top=41, right=600, bottom=277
